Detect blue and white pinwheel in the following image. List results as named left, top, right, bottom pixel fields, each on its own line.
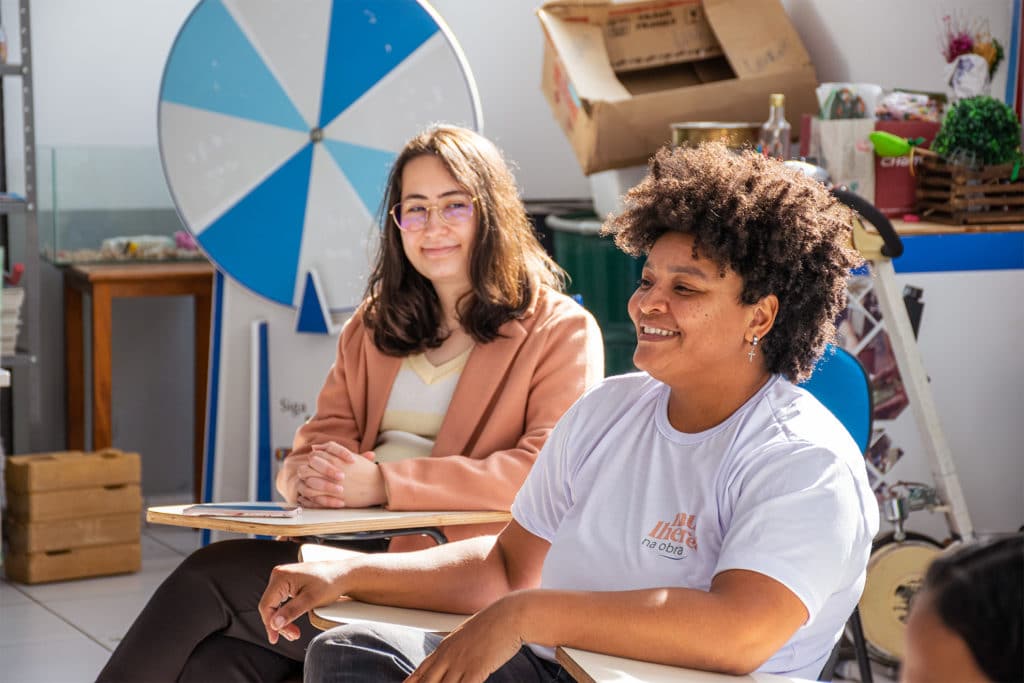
left=159, top=0, right=481, bottom=332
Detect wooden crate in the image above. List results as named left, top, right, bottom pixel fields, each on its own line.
left=2, top=449, right=143, bottom=583
left=5, top=448, right=140, bottom=494
left=916, top=158, right=1024, bottom=224
left=5, top=542, right=142, bottom=585
left=5, top=484, right=142, bottom=522
left=6, top=513, right=141, bottom=554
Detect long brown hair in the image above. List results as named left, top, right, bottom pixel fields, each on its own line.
left=363, top=125, right=565, bottom=356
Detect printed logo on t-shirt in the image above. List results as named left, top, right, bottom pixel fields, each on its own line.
left=641, top=512, right=698, bottom=560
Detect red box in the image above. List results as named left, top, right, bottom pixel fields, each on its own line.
left=872, top=120, right=941, bottom=217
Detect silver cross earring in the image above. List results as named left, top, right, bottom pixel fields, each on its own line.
left=747, top=335, right=759, bottom=362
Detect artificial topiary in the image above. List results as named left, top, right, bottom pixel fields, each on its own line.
left=931, top=96, right=1022, bottom=166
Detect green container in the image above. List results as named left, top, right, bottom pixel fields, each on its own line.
left=601, top=323, right=639, bottom=378
left=547, top=212, right=642, bottom=376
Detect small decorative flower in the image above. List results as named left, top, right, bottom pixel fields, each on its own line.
left=940, top=13, right=1003, bottom=78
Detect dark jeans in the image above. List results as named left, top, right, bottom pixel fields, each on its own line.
left=97, top=539, right=310, bottom=683
left=305, top=623, right=572, bottom=683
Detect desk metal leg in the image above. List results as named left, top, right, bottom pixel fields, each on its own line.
left=315, top=527, right=449, bottom=546
left=194, top=292, right=211, bottom=503
left=64, top=283, right=85, bottom=449
left=92, top=284, right=113, bottom=450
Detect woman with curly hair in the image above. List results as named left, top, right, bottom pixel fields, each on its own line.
left=259, top=143, right=880, bottom=682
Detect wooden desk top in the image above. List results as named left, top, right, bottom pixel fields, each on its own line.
left=306, top=597, right=810, bottom=682
left=147, top=504, right=512, bottom=536
left=65, top=261, right=214, bottom=285
left=310, top=597, right=468, bottom=633
left=302, top=542, right=471, bottom=631
left=889, top=218, right=1024, bottom=236
left=556, top=648, right=812, bottom=683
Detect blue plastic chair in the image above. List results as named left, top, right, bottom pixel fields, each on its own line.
left=800, top=345, right=872, bottom=452
left=799, top=345, right=874, bottom=683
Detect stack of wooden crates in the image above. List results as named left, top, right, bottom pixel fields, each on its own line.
left=3, top=449, right=142, bottom=584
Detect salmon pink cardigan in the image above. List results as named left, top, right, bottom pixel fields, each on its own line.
left=290, top=286, right=605, bottom=551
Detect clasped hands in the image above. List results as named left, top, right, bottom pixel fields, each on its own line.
left=288, top=441, right=386, bottom=509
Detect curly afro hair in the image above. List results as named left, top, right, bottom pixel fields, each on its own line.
left=603, top=142, right=862, bottom=382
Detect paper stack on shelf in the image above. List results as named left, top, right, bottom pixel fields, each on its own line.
left=1, top=285, right=24, bottom=355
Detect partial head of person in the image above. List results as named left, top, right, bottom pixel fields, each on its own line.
left=901, top=534, right=1024, bottom=683
left=364, top=125, right=564, bottom=355
left=604, top=142, right=861, bottom=391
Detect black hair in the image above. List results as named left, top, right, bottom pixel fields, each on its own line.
left=604, top=142, right=861, bottom=381
left=922, top=533, right=1023, bottom=682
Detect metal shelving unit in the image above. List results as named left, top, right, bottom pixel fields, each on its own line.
left=1, top=0, right=40, bottom=454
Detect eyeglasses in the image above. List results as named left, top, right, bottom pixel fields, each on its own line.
left=390, top=196, right=477, bottom=232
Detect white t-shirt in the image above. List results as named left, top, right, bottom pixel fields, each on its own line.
left=512, top=372, right=879, bottom=680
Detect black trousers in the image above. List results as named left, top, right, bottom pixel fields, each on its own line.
left=97, top=539, right=312, bottom=683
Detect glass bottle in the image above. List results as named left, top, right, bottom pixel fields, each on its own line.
left=758, top=93, right=791, bottom=160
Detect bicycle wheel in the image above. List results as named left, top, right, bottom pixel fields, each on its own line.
left=859, top=531, right=944, bottom=665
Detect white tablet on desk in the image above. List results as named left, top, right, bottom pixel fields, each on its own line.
left=182, top=502, right=301, bottom=518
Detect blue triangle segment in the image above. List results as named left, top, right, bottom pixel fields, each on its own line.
left=322, top=140, right=396, bottom=216
left=318, top=0, right=439, bottom=128
left=199, top=144, right=314, bottom=306
left=162, top=0, right=307, bottom=132
left=297, top=272, right=331, bottom=334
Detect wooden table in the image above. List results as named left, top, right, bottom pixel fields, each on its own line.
left=889, top=218, right=1024, bottom=235
left=65, top=262, right=214, bottom=502
left=147, top=504, right=512, bottom=538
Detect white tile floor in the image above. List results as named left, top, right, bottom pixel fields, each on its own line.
left=1, top=498, right=899, bottom=683
left=1, top=496, right=202, bottom=683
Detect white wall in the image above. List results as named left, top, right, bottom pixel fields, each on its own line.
left=31, top=1, right=196, bottom=147
left=13, top=1, right=1024, bottom=526
left=17, top=0, right=1016, bottom=199
left=784, top=0, right=1014, bottom=99
left=891, top=268, right=1024, bottom=540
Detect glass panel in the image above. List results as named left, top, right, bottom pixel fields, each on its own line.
left=38, top=145, right=203, bottom=264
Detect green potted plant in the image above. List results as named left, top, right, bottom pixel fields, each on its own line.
left=930, top=95, right=1022, bottom=168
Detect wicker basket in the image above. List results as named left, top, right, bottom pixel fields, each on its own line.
left=915, top=157, right=1024, bottom=225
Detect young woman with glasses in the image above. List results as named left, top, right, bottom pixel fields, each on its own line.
left=97, top=125, right=604, bottom=683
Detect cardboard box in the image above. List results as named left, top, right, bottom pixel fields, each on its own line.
left=548, top=0, right=724, bottom=73
left=5, top=449, right=140, bottom=493
left=5, top=542, right=142, bottom=584
left=6, top=513, right=141, bottom=554
left=6, top=484, right=142, bottom=522
left=539, top=0, right=819, bottom=173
